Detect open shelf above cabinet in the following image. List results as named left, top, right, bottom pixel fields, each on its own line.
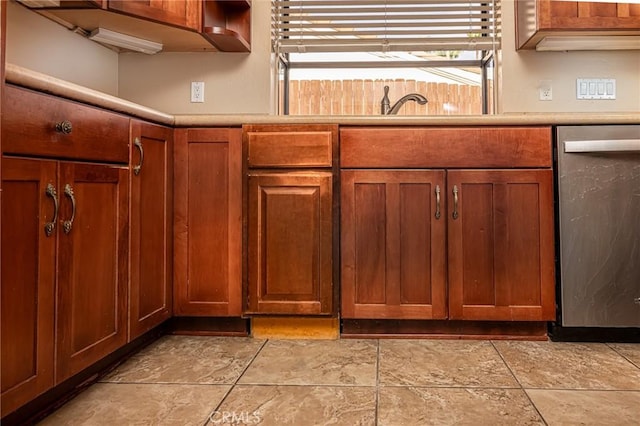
left=202, top=0, right=251, bottom=52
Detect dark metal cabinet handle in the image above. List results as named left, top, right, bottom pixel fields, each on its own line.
left=63, top=184, right=76, bottom=234
left=55, top=120, right=73, bottom=134
left=452, top=185, right=459, bottom=220
left=435, top=185, right=441, bottom=220
left=133, top=137, right=144, bottom=176
left=44, top=183, right=58, bottom=236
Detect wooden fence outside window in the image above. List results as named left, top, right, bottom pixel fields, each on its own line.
left=287, top=79, right=490, bottom=115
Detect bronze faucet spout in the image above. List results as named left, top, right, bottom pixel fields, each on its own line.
left=381, top=85, right=428, bottom=115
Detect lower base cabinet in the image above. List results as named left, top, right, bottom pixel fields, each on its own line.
left=129, top=121, right=173, bottom=339
left=341, top=170, right=447, bottom=319
left=1, top=158, right=56, bottom=417
left=341, top=168, right=555, bottom=321
left=447, top=169, right=555, bottom=321
left=173, top=128, right=242, bottom=316
left=247, top=172, right=333, bottom=315
left=1, top=157, right=129, bottom=415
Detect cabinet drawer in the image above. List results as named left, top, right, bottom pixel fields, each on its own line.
left=341, top=127, right=552, bottom=168
left=246, top=129, right=334, bottom=168
left=2, top=85, right=129, bottom=163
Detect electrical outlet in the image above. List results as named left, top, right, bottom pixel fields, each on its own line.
left=539, top=80, right=552, bottom=101
left=191, top=82, right=205, bottom=103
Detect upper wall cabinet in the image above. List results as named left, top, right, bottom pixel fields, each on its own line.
left=15, top=0, right=251, bottom=52
left=516, top=1, right=640, bottom=50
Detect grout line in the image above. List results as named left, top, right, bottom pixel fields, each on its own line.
left=490, top=341, right=549, bottom=426
left=605, top=343, right=640, bottom=370
left=489, top=341, right=524, bottom=389
left=202, top=338, right=269, bottom=426
left=375, top=339, right=380, bottom=426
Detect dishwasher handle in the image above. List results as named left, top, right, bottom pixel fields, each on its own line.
left=564, top=139, right=640, bottom=153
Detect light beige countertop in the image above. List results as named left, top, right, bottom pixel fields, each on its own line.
left=6, top=64, right=639, bottom=127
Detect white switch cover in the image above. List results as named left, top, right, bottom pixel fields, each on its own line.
left=191, top=81, right=205, bottom=103
left=576, top=78, right=615, bottom=100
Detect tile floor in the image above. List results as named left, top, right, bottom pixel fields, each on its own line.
left=39, top=336, right=640, bottom=426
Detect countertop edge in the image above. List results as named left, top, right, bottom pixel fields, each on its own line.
left=5, top=63, right=639, bottom=127
left=5, top=64, right=175, bottom=126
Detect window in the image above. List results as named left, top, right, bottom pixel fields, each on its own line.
left=272, top=1, right=501, bottom=115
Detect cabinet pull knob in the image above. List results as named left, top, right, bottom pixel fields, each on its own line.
left=133, top=137, right=144, bottom=176
left=435, top=185, right=441, bottom=220
left=55, top=120, right=73, bottom=134
left=634, top=297, right=640, bottom=305
left=63, top=184, right=76, bottom=234
left=44, top=183, right=58, bottom=236
left=452, top=185, right=459, bottom=220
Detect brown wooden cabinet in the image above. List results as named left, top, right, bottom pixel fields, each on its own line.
left=1, top=158, right=56, bottom=417
left=1, top=86, right=130, bottom=415
left=173, top=128, right=242, bottom=316
left=247, top=172, right=333, bottom=315
left=340, top=127, right=555, bottom=322
left=447, top=169, right=555, bottom=321
left=55, top=162, right=129, bottom=382
left=19, top=0, right=252, bottom=52
left=341, top=170, right=447, bottom=319
left=244, top=125, right=338, bottom=316
left=108, top=0, right=202, bottom=31
left=516, top=1, right=640, bottom=49
left=129, top=121, right=173, bottom=339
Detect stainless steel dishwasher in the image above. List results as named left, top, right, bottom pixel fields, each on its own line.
left=556, top=125, right=640, bottom=328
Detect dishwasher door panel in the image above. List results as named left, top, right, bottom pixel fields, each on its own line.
left=557, top=125, right=640, bottom=327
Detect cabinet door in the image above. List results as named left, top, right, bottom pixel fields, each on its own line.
left=56, top=162, right=129, bottom=382
left=341, top=170, right=447, bottom=319
left=129, top=121, right=172, bottom=340
left=108, top=0, right=202, bottom=31
left=1, top=158, right=56, bottom=417
left=174, top=128, right=242, bottom=316
left=248, top=172, right=333, bottom=315
left=447, top=169, right=555, bottom=321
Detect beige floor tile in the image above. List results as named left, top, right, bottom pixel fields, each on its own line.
left=211, top=385, right=375, bottom=426
left=493, top=341, right=640, bottom=390
left=378, top=340, right=518, bottom=387
left=238, top=339, right=377, bottom=385
left=527, top=389, right=640, bottom=426
left=102, top=336, right=265, bottom=384
left=378, top=387, right=544, bottom=426
left=38, top=383, right=229, bottom=426
left=609, top=343, right=640, bottom=368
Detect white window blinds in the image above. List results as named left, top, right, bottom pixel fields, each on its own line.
left=272, top=0, right=501, bottom=54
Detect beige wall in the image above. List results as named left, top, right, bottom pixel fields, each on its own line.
left=5, top=0, right=639, bottom=114
left=500, top=0, right=640, bottom=113
left=5, top=0, right=119, bottom=95
left=118, top=0, right=273, bottom=114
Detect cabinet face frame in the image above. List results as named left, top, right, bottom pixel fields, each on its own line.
left=340, top=169, right=447, bottom=320
left=128, top=121, right=173, bottom=339
left=247, top=171, right=334, bottom=315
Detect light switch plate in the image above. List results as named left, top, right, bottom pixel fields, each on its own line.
left=576, top=78, right=616, bottom=100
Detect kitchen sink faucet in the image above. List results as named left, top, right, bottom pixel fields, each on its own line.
left=381, top=85, right=428, bottom=115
